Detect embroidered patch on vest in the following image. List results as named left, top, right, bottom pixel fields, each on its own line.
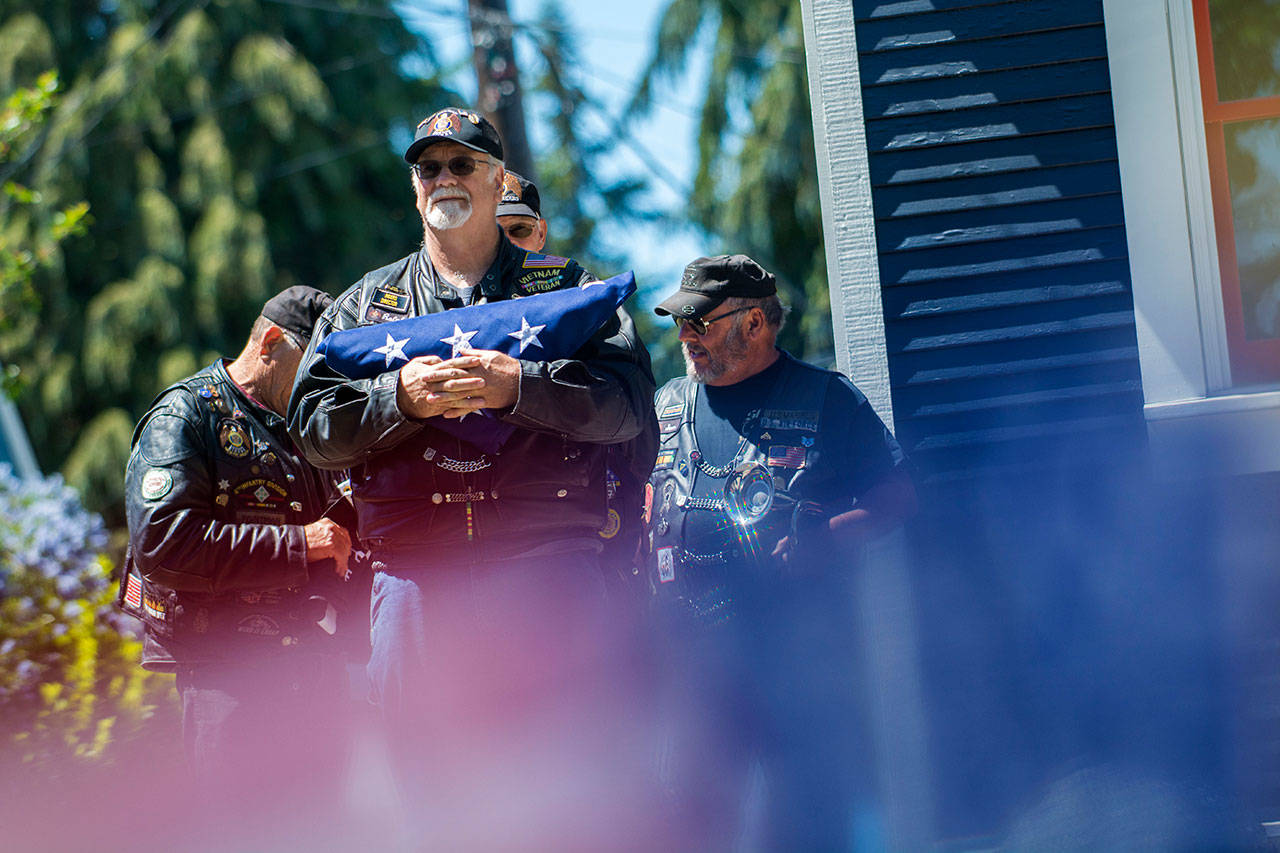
left=659, top=418, right=681, bottom=435
left=767, top=445, right=807, bottom=469
left=657, top=547, right=676, bottom=583
left=236, top=614, right=281, bottom=637
left=516, top=272, right=565, bottom=294
left=598, top=508, right=622, bottom=539
left=370, top=285, right=410, bottom=314
left=219, top=420, right=251, bottom=458
left=140, top=468, right=173, bottom=500
left=758, top=410, right=820, bottom=432
left=522, top=252, right=569, bottom=270
left=123, top=574, right=143, bottom=609
left=658, top=403, right=684, bottom=420
left=655, top=449, right=676, bottom=469
left=143, top=593, right=170, bottom=622
left=233, top=477, right=288, bottom=509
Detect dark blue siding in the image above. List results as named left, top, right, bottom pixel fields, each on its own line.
left=853, top=0, right=1144, bottom=481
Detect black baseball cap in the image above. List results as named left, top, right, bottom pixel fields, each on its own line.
left=497, top=170, right=540, bottom=219
left=404, top=107, right=504, bottom=164
left=261, top=286, right=333, bottom=344
left=654, top=254, right=777, bottom=318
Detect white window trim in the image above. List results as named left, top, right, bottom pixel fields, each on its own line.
left=800, top=0, right=895, bottom=431
left=1103, top=0, right=1280, bottom=476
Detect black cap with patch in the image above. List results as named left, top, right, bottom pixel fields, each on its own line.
left=496, top=170, right=540, bottom=219
left=404, top=107, right=504, bottom=164
left=654, top=254, right=777, bottom=318
left=261, top=286, right=333, bottom=345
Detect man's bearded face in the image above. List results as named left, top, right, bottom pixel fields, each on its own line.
left=426, top=185, right=473, bottom=230
left=682, top=313, right=750, bottom=383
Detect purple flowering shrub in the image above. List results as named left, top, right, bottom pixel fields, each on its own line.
left=0, top=464, right=175, bottom=769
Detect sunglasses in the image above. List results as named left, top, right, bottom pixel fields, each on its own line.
left=503, top=222, right=535, bottom=239
left=412, top=156, right=487, bottom=180
left=674, top=305, right=752, bottom=336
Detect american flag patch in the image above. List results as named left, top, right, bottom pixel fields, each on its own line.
left=767, top=445, right=806, bottom=468
left=124, top=574, right=142, bottom=609
left=522, top=253, right=569, bottom=269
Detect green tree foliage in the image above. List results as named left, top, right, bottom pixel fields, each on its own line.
left=0, top=1, right=453, bottom=522
left=629, top=0, right=831, bottom=362
left=0, top=71, right=90, bottom=343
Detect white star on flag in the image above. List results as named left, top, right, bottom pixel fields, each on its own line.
left=507, top=316, right=547, bottom=354
left=373, top=332, right=411, bottom=367
left=441, top=323, right=479, bottom=357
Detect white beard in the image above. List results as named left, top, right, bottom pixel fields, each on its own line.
left=426, top=189, right=473, bottom=230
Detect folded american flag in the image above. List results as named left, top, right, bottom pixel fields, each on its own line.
left=318, top=270, right=636, bottom=453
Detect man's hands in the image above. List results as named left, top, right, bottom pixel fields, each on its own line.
left=395, top=351, right=521, bottom=420
left=304, top=518, right=353, bottom=580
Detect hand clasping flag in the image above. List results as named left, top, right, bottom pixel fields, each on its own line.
left=317, top=270, right=636, bottom=453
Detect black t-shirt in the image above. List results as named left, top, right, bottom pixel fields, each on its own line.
left=681, top=353, right=906, bottom=555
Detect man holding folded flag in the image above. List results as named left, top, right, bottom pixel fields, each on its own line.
left=288, top=107, right=658, bottom=846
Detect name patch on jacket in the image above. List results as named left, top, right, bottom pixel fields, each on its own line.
left=659, top=418, right=681, bottom=436
left=370, top=285, right=410, bottom=314
left=758, top=409, right=820, bottom=433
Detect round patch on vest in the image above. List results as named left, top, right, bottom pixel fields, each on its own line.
left=598, top=508, right=622, bottom=539
left=219, top=420, right=251, bottom=458
left=140, top=468, right=173, bottom=501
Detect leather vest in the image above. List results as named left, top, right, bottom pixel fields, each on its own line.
left=645, top=353, right=833, bottom=612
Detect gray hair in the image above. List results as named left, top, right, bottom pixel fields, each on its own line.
left=722, top=295, right=789, bottom=332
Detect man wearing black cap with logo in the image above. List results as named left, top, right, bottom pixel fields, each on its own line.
left=496, top=169, right=548, bottom=251
left=122, top=286, right=357, bottom=825
left=289, top=108, right=657, bottom=844
left=646, top=255, right=917, bottom=849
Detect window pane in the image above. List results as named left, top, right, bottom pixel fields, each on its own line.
left=1224, top=117, right=1280, bottom=340
left=1210, top=0, right=1280, bottom=101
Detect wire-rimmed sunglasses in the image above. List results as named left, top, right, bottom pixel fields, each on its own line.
left=503, top=222, right=536, bottom=240
left=412, top=156, right=487, bottom=180
left=674, top=306, right=752, bottom=336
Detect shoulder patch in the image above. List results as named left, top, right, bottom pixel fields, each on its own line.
left=140, top=468, right=173, bottom=501
left=522, top=252, right=570, bottom=270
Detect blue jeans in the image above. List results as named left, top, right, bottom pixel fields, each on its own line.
left=366, top=551, right=667, bottom=847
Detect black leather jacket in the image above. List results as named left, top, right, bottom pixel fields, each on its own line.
left=123, top=360, right=354, bottom=671
left=288, top=237, right=657, bottom=565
